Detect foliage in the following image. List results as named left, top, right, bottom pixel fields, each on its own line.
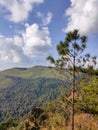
left=1, top=76, right=98, bottom=130
left=28, top=108, right=49, bottom=129
left=0, top=67, right=66, bottom=122
left=47, top=30, right=97, bottom=130
left=0, top=118, right=17, bottom=130
left=76, top=77, right=98, bottom=114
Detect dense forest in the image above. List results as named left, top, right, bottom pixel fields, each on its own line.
left=0, top=66, right=68, bottom=122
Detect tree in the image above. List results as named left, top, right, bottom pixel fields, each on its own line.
left=47, top=30, right=96, bottom=130
left=28, top=108, right=48, bottom=130
left=76, top=76, right=98, bottom=114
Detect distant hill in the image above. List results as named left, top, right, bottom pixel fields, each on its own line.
left=0, top=66, right=68, bottom=122
left=0, top=66, right=67, bottom=88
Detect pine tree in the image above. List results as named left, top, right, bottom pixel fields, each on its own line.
left=47, top=30, right=96, bottom=130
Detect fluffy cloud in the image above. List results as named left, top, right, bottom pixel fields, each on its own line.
left=0, top=0, right=44, bottom=22
left=64, top=0, right=98, bottom=35
left=0, top=23, right=51, bottom=69
left=37, top=12, right=53, bottom=26
left=23, top=23, right=51, bottom=56
left=0, top=35, right=25, bottom=63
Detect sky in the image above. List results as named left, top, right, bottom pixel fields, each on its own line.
left=0, top=0, right=98, bottom=71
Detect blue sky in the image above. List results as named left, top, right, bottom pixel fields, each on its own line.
left=0, top=0, right=98, bottom=70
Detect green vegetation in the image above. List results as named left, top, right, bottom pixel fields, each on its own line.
left=76, top=76, right=98, bottom=114
left=0, top=67, right=98, bottom=130
left=0, top=66, right=67, bottom=122
left=0, top=66, right=66, bottom=82
left=13, top=76, right=98, bottom=130
left=47, top=30, right=96, bottom=130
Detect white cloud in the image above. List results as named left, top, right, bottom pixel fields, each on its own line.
left=64, top=0, right=98, bottom=35
left=0, top=35, right=24, bottom=63
left=0, top=0, right=44, bottom=23
left=37, top=12, right=53, bottom=26
left=0, top=23, right=52, bottom=70
left=23, top=23, right=52, bottom=56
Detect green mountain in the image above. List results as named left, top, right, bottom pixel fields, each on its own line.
left=0, top=66, right=67, bottom=122
left=0, top=66, right=98, bottom=130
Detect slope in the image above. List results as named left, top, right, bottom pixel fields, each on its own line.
left=0, top=66, right=67, bottom=122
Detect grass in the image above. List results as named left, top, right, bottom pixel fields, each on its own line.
left=0, top=75, right=13, bottom=88
left=0, top=66, right=68, bottom=88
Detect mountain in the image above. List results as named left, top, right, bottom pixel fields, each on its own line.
left=0, top=66, right=68, bottom=122
left=0, top=66, right=98, bottom=130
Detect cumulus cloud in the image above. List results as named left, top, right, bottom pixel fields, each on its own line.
left=0, top=23, right=51, bottom=69
left=37, top=12, right=53, bottom=26
left=64, top=0, right=98, bottom=35
left=0, top=0, right=44, bottom=23
left=0, top=35, right=25, bottom=63
left=23, top=23, right=51, bottom=56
